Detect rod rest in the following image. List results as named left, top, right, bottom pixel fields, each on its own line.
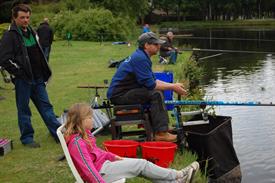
left=181, top=109, right=209, bottom=126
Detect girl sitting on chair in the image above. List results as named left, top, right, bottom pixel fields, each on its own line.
left=64, top=103, right=199, bottom=183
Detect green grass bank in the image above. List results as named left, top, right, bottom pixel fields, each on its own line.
left=0, top=41, right=206, bottom=183
left=159, top=19, right=275, bottom=29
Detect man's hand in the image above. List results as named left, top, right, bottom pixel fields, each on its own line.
left=173, top=83, right=187, bottom=96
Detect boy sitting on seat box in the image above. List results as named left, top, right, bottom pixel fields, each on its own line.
left=107, top=32, right=188, bottom=142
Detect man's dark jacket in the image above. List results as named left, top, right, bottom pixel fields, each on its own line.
left=0, top=23, right=51, bottom=82
left=36, top=22, right=53, bottom=47
left=160, top=37, right=173, bottom=57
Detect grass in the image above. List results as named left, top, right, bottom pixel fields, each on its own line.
left=159, top=19, right=275, bottom=29
left=0, top=41, right=206, bottom=183
left=0, top=23, right=9, bottom=36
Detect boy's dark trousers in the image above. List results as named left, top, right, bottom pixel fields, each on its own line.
left=110, top=88, right=169, bottom=133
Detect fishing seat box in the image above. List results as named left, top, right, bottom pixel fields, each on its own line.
left=113, top=104, right=145, bottom=121
left=154, top=72, right=174, bottom=110
left=0, top=138, right=13, bottom=156
left=183, top=115, right=242, bottom=183
left=111, top=104, right=152, bottom=141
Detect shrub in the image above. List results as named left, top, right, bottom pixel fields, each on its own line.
left=30, top=13, right=56, bottom=30
left=178, top=57, right=203, bottom=91
left=31, top=1, right=67, bottom=14
left=30, top=2, right=66, bottom=29
left=0, top=23, right=10, bottom=37
left=51, top=8, right=137, bottom=41
left=64, top=0, right=90, bottom=11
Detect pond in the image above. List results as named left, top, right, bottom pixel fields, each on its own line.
left=164, top=27, right=275, bottom=183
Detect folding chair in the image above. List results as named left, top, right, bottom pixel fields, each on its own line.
left=57, top=124, right=126, bottom=183
left=58, top=102, right=112, bottom=137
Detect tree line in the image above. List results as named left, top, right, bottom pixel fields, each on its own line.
left=2, top=0, right=275, bottom=23
left=0, top=0, right=275, bottom=22
left=0, top=0, right=149, bottom=40
left=0, top=0, right=149, bottom=23
left=152, top=0, right=275, bottom=20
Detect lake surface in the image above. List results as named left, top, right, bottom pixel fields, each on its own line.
left=166, top=27, right=275, bottom=183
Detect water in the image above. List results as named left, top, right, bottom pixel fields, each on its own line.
left=174, top=27, right=275, bottom=183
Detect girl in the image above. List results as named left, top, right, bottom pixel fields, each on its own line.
left=64, top=103, right=199, bottom=183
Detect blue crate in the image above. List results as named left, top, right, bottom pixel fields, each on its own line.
left=154, top=72, right=174, bottom=110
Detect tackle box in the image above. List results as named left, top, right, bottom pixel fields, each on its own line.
left=0, top=138, right=13, bottom=156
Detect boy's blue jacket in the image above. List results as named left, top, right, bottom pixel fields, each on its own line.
left=107, top=48, right=156, bottom=99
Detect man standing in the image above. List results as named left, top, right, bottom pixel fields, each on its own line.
left=66, top=31, right=72, bottom=46
left=142, top=24, right=150, bottom=33
left=37, top=17, right=53, bottom=62
left=0, top=4, right=60, bottom=148
left=107, top=32, right=187, bottom=142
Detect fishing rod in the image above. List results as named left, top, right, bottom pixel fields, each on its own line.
left=181, top=47, right=275, bottom=54
left=198, top=53, right=224, bottom=61
left=165, top=100, right=275, bottom=107
left=183, top=36, right=275, bottom=42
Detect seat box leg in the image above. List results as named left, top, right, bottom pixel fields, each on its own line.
left=111, top=118, right=118, bottom=140
left=144, top=114, right=152, bottom=141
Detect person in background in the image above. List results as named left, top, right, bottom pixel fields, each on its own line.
left=160, top=31, right=179, bottom=64
left=65, top=103, right=200, bottom=183
left=0, top=4, right=60, bottom=148
left=66, top=31, right=72, bottom=46
left=37, top=17, right=53, bottom=62
left=142, top=23, right=151, bottom=33
left=107, top=32, right=188, bottom=142
left=0, top=39, right=7, bottom=99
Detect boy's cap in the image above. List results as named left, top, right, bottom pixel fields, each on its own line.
left=138, top=32, right=165, bottom=46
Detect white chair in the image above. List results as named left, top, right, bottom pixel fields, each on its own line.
left=57, top=124, right=126, bottom=183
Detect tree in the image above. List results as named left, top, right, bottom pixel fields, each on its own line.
left=0, top=1, right=13, bottom=23
left=64, top=0, right=91, bottom=11
left=153, top=0, right=178, bottom=16
left=90, top=0, right=150, bottom=20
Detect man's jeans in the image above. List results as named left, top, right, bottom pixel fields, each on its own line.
left=168, top=50, right=177, bottom=64
left=42, top=46, right=51, bottom=62
left=15, top=78, right=60, bottom=144
left=110, top=88, right=169, bottom=133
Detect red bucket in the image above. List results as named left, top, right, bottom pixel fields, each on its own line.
left=103, top=140, right=139, bottom=158
left=140, top=141, right=177, bottom=168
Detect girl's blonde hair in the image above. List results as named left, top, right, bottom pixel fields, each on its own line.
left=64, top=103, right=92, bottom=144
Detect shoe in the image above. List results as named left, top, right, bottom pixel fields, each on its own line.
left=159, top=56, right=168, bottom=64
left=178, top=161, right=200, bottom=183
left=159, top=57, right=163, bottom=63
left=23, top=141, right=41, bottom=148
left=57, top=154, right=66, bottom=161
left=154, top=132, right=177, bottom=142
